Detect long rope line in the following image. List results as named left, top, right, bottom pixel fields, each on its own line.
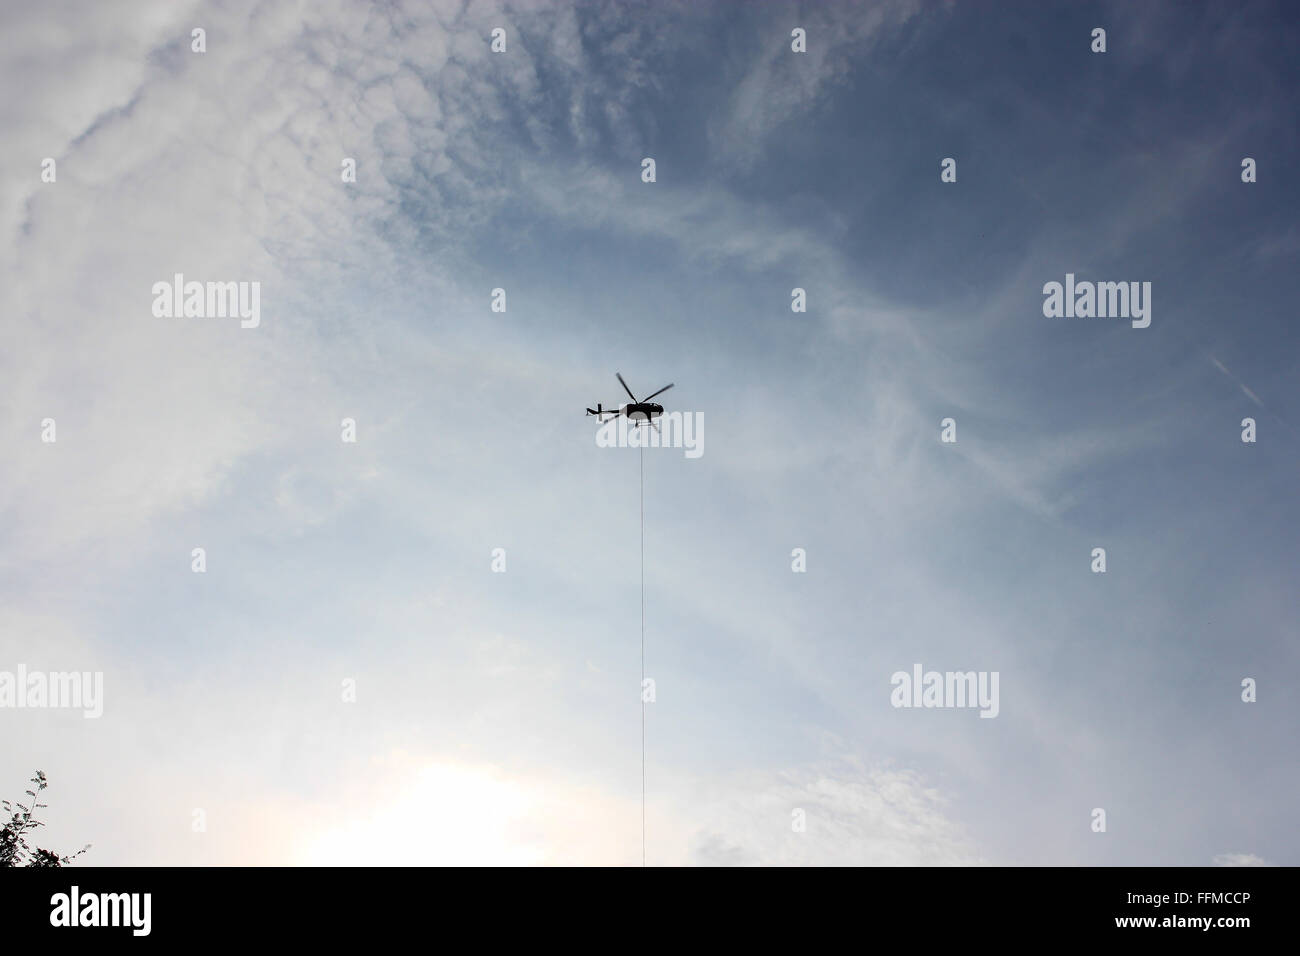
left=640, top=438, right=645, bottom=868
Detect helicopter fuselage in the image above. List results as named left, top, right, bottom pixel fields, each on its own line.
left=622, top=402, right=663, bottom=422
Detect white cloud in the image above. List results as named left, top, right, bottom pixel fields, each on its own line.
left=687, top=759, right=984, bottom=866
left=709, top=0, right=922, bottom=171
left=1212, top=852, right=1274, bottom=867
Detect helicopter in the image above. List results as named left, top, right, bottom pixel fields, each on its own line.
left=586, top=372, right=674, bottom=429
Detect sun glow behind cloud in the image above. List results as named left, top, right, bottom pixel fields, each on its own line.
left=296, top=756, right=654, bottom=867
left=301, top=762, right=548, bottom=867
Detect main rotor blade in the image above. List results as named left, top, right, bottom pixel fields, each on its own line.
left=615, top=372, right=637, bottom=402
left=641, top=383, right=674, bottom=402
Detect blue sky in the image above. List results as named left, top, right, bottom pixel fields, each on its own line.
left=1, top=0, right=1296, bottom=865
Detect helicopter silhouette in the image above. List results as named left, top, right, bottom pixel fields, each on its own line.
left=586, top=372, right=673, bottom=431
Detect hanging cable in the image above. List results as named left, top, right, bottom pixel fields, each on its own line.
left=640, top=439, right=646, bottom=868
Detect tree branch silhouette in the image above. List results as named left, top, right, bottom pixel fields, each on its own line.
left=1, top=771, right=90, bottom=867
